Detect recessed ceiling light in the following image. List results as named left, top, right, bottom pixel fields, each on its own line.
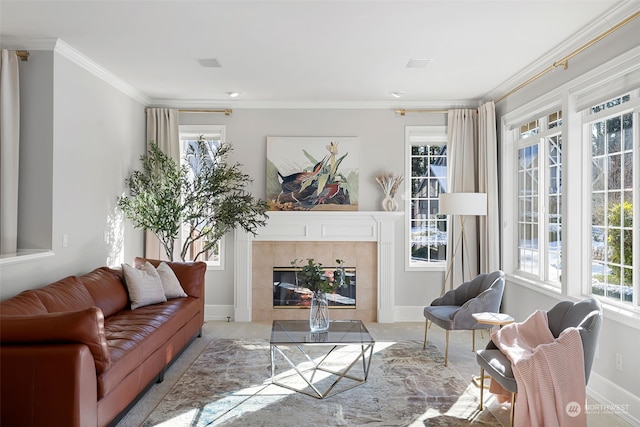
left=196, top=58, right=221, bottom=68
left=389, top=91, right=405, bottom=98
left=226, top=91, right=241, bottom=98
left=406, top=59, right=433, bottom=69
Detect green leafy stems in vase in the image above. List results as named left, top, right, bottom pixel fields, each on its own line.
left=290, top=258, right=350, bottom=294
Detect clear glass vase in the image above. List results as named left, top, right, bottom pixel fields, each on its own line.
left=310, top=291, right=330, bottom=332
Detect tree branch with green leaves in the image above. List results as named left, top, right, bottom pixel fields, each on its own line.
left=118, top=138, right=268, bottom=261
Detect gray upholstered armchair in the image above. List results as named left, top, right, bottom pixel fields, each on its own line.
left=476, top=298, right=603, bottom=427
left=423, top=270, right=505, bottom=366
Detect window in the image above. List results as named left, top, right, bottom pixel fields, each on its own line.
left=178, top=125, right=226, bottom=268
left=586, top=94, right=635, bottom=305
left=405, top=126, right=448, bottom=270
left=502, top=52, right=640, bottom=315
left=513, top=110, right=563, bottom=286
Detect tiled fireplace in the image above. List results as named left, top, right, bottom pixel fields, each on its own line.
left=234, top=211, right=402, bottom=323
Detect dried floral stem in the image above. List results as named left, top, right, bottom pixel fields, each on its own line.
left=375, top=172, right=404, bottom=198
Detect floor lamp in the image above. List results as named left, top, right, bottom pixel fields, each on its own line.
left=439, top=192, right=487, bottom=293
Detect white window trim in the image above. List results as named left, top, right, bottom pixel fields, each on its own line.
left=178, top=124, right=226, bottom=270
left=501, top=46, right=640, bottom=322
left=579, top=91, right=640, bottom=309
left=502, top=98, right=564, bottom=287
left=404, top=125, right=448, bottom=271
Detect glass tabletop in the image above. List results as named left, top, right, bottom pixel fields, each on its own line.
left=270, top=320, right=374, bottom=345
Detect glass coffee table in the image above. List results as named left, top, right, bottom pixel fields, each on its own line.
left=270, top=320, right=375, bottom=399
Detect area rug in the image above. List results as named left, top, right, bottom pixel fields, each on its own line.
left=143, top=339, right=501, bottom=426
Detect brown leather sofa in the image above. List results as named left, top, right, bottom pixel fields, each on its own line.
left=0, top=257, right=206, bottom=427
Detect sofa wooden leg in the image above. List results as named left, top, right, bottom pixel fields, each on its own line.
left=198, top=327, right=203, bottom=338
left=157, top=369, right=165, bottom=384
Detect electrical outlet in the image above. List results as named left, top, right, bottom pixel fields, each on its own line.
left=615, top=353, right=623, bottom=372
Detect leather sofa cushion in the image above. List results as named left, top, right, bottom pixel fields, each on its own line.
left=80, top=267, right=128, bottom=318
left=0, top=307, right=111, bottom=374
left=98, top=297, right=200, bottom=398
left=33, top=276, right=96, bottom=313
left=0, top=290, right=48, bottom=315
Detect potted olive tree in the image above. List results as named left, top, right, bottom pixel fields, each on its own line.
left=118, top=138, right=268, bottom=261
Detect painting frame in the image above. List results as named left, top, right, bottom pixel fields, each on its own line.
left=266, top=136, right=359, bottom=211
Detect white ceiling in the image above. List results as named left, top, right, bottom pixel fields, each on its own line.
left=1, top=0, right=636, bottom=108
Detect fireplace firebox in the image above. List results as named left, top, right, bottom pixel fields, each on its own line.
left=273, top=267, right=356, bottom=309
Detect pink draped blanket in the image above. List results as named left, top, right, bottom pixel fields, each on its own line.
left=491, top=309, right=587, bottom=426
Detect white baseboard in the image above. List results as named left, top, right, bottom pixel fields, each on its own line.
left=587, top=371, right=640, bottom=425
left=393, top=306, right=425, bottom=322
left=204, top=304, right=235, bottom=321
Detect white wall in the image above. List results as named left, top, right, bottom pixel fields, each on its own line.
left=0, top=49, right=146, bottom=298
left=178, top=109, right=449, bottom=317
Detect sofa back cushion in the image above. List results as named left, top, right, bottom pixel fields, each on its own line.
left=32, top=276, right=96, bottom=313
left=0, top=290, right=48, bottom=315
left=79, top=267, right=128, bottom=318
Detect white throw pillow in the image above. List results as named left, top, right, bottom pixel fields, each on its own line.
left=122, top=261, right=167, bottom=309
left=157, top=262, right=188, bottom=299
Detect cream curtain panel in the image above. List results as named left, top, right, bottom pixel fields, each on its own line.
left=0, top=50, right=20, bottom=254
left=445, top=102, right=499, bottom=290
left=144, top=108, right=180, bottom=259
left=478, top=101, right=500, bottom=273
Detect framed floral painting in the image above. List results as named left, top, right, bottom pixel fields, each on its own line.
left=266, top=136, right=359, bottom=211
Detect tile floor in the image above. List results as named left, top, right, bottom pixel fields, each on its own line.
left=117, top=320, right=632, bottom=427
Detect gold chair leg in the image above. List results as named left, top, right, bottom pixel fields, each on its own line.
left=444, top=330, right=450, bottom=367
left=472, top=329, right=476, bottom=352
left=478, top=367, right=485, bottom=410
left=510, top=392, right=515, bottom=427
left=423, top=319, right=429, bottom=349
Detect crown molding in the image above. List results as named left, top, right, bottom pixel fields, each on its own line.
left=53, top=39, right=150, bottom=105
left=1, top=37, right=150, bottom=106
left=149, top=98, right=479, bottom=110
left=0, top=37, right=57, bottom=51
left=484, top=0, right=640, bottom=103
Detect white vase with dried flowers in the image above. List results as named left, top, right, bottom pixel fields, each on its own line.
left=375, top=173, right=404, bottom=212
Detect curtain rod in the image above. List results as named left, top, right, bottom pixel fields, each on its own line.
left=395, top=109, right=448, bottom=116
left=179, top=108, right=232, bottom=115
left=16, top=50, right=29, bottom=61
left=495, top=10, right=640, bottom=104
left=145, top=108, right=232, bottom=115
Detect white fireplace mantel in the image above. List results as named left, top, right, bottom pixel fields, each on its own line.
left=234, top=211, right=403, bottom=323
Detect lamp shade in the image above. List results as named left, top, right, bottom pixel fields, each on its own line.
left=438, top=192, right=487, bottom=216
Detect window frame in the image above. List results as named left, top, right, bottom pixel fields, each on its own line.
left=404, top=125, right=448, bottom=271
left=580, top=92, right=639, bottom=309
left=178, top=124, right=226, bottom=270
left=500, top=47, right=640, bottom=319
left=510, top=109, right=564, bottom=288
